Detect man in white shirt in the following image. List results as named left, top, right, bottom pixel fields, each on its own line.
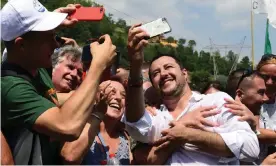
left=123, top=24, right=259, bottom=165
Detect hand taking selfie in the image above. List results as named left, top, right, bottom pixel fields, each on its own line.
left=54, top=4, right=81, bottom=27
left=127, top=23, right=149, bottom=66
left=90, top=34, right=117, bottom=70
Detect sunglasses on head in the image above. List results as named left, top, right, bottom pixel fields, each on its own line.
left=261, top=54, right=276, bottom=61
left=236, top=69, right=254, bottom=90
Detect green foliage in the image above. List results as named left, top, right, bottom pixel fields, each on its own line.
left=167, top=36, right=175, bottom=43
left=0, top=0, right=252, bottom=90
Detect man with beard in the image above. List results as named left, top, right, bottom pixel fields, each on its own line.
left=122, top=24, right=259, bottom=165
left=226, top=69, right=271, bottom=164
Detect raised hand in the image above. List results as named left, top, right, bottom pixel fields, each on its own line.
left=54, top=4, right=81, bottom=27
left=127, top=23, right=149, bottom=67
left=178, top=105, right=220, bottom=130
left=61, top=37, right=79, bottom=47
left=90, top=35, right=117, bottom=70
left=224, top=98, right=257, bottom=130
left=94, top=81, right=115, bottom=117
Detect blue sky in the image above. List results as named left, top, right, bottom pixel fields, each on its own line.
left=94, top=0, right=275, bottom=64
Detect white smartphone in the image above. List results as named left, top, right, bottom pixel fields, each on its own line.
left=140, top=18, right=172, bottom=38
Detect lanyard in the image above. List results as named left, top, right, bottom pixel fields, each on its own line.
left=97, top=133, right=110, bottom=160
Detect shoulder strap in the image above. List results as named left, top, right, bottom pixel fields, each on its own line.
left=1, top=63, right=33, bottom=83
left=97, top=133, right=110, bottom=160
left=2, top=63, right=43, bottom=165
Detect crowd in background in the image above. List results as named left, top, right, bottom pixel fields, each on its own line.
left=1, top=0, right=276, bottom=165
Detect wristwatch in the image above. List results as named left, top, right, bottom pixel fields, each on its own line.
left=254, top=129, right=261, bottom=136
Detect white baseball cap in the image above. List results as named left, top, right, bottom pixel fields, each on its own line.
left=1, top=0, right=68, bottom=41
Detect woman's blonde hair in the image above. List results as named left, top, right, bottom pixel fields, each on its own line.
left=257, top=54, right=276, bottom=70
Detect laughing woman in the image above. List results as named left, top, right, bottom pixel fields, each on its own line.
left=81, top=78, right=132, bottom=165
left=60, top=77, right=132, bottom=165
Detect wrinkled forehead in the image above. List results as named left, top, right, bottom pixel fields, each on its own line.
left=149, top=56, right=179, bottom=71
left=61, top=54, right=82, bottom=67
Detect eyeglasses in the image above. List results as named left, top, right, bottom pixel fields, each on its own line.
left=259, top=73, right=276, bottom=84
left=236, top=69, right=254, bottom=90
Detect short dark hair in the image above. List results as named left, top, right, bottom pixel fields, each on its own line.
left=148, top=54, right=183, bottom=83
left=202, top=80, right=223, bottom=94
left=226, top=69, right=262, bottom=98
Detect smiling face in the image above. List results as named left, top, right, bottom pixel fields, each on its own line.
left=259, top=64, right=276, bottom=99
left=52, top=54, right=83, bottom=92
left=149, top=56, right=188, bottom=98
left=238, top=76, right=268, bottom=115
left=104, top=81, right=126, bottom=120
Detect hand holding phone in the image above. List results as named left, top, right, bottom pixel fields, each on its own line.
left=139, top=18, right=171, bottom=38
left=70, top=7, right=105, bottom=21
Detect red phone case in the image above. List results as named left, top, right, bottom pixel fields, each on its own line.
left=70, top=7, right=105, bottom=21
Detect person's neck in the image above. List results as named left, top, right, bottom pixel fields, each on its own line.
left=162, top=86, right=193, bottom=111
left=99, top=118, right=120, bottom=138
left=6, top=52, right=38, bottom=76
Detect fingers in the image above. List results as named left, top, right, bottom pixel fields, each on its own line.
left=201, top=119, right=219, bottom=127
left=155, top=141, right=170, bottom=152
left=99, top=34, right=112, bottom=45
left=129, top=23, right=143, bottom=31
left=58, top=6, right=76, bottom=14
left=227, top=109, right=244, bottom=116
left=270, top=152, right=276, bottom=159
left=67, top=4, right=81, bottom=8
left=224, top=103, right=242, bottom=110
left=99, top=81, right=111, bottom=91
left=137, top=39, right=149, bottom=49
left=146, top=106, right=157, bottom=116
left=152, top=136, right=167, bottom=146
left=202, top=109, right=221, bottom=118
left=197, top=105, right=216, bottom=112
left=168, top=121, right=177, bottom=127
left=238, top=116, right=250, bottom=122
left=128, top=28, right=148, bottom=42
left=224, top=98, right=241, bottom=105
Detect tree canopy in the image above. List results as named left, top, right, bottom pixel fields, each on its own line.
left=0, top=0, right=252, bottom=91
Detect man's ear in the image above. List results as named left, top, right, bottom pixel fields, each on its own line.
left=182, top=68, right=189, bottom=81
left=235, top=89, right=244, bottom=101
left=181, top=68, right=188, bottom=75
left=14, top=37, right=24, bottom=51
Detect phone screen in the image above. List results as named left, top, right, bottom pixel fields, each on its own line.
left=140, top=18, right=171, bottom=38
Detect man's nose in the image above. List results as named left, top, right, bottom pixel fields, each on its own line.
left=71, top=69, right=78, bottom=79
left=262, top=93, right=269, bottom=103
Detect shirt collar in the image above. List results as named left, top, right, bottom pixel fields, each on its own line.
left=159, top=91, right=204, bottom=111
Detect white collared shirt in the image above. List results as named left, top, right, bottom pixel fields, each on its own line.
left=258, top=98, right=276, bottom=163
left=260, top=98, right=276, bottom=131
left=122, top=92, right=259, bottom=165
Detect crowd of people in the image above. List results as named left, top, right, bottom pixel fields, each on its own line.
left=1, top=0, right=276, bottom=165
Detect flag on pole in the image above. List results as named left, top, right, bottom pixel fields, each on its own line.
left=264, top=19, right=272, bottom=54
